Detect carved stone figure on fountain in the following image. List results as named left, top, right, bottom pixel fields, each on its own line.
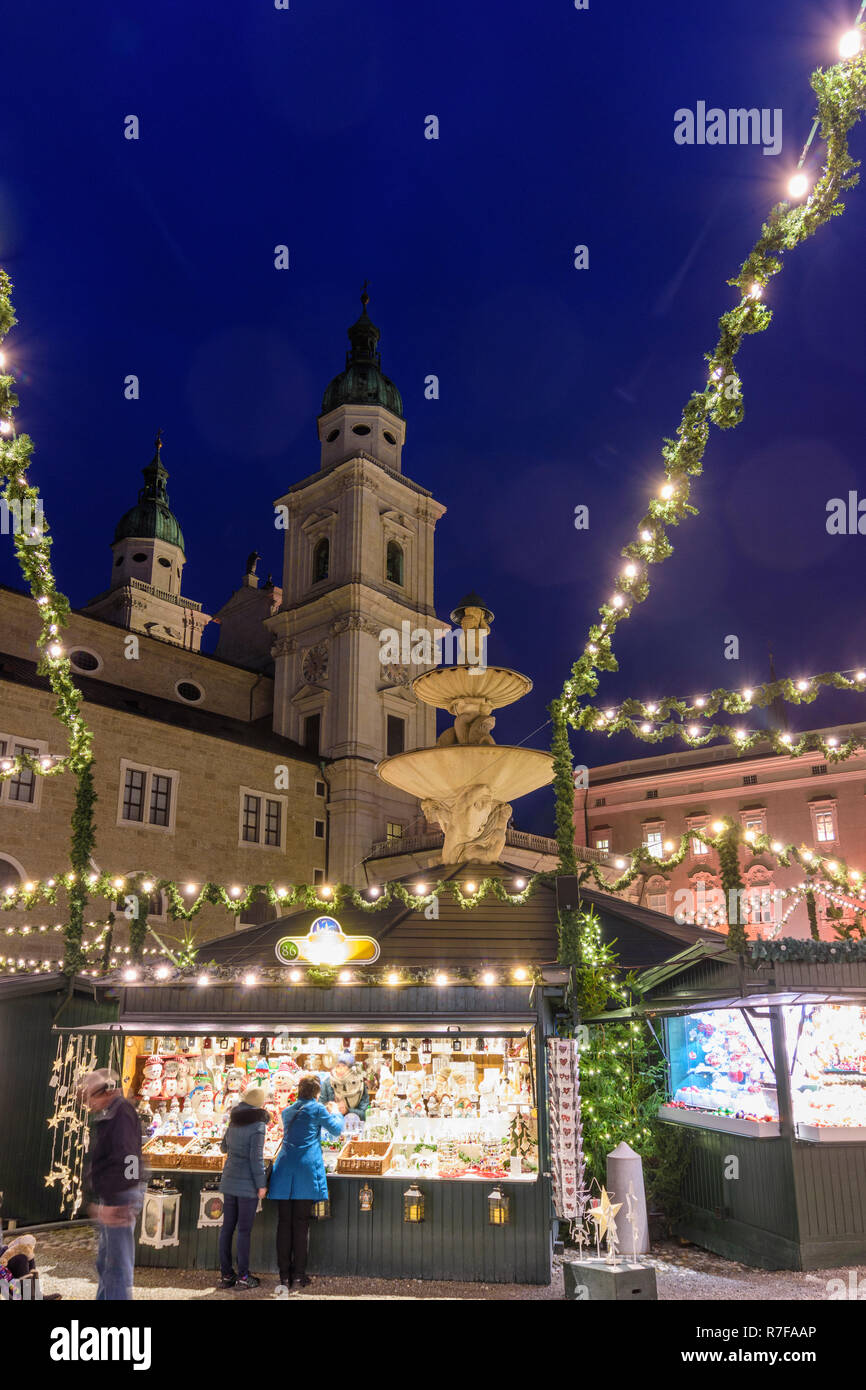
left=422, top=784, right=512, bottom=864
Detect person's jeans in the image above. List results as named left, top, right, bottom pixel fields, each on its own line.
left=96, top=1221, right=135, bottom=1300
left=219, top=1194, right=258, bottom=1279
left=276, top=1199, right=312, bottom=1282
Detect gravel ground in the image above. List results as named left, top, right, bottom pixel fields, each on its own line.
left=21, top=1225, right=866, bottom=1300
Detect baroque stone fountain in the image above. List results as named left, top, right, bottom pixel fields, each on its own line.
left=377, top=594, right=554, bottom=864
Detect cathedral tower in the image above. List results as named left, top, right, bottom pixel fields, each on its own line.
left=267, top=290, right=446, bottom=884
left=84, top=432, right=211, bottom=649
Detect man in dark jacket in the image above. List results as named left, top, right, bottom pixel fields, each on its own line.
left=80, top=1069, right=143, bottom=1301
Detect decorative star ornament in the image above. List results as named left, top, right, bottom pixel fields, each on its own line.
left=588, top=1187, right=622, bottom=1241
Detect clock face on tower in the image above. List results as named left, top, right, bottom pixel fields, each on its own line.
left=302, top=643, right=329, bottom=683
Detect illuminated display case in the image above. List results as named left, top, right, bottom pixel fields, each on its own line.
left=126, top=1030, right=539, bottom=1181
left=659, top=1008, right=781, bottom=1137
left=785, top=1003, right=866, bottom=1141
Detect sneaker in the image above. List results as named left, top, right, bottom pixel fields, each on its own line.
left=219, top=1274, right=237, bottom=1288
left=235, top=1274, right=260, bottom=1290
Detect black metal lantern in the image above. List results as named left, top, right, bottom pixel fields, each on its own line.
left=311, top=1198, right=331, bottom=1220
left=403, top=1184, right=425, bottom=1223
left=476, top=1037, right=487, bottom=1053
left=379, top=1037, right=389, bottom=1052
left=452, top=1038, right=462, bottom=1053
left=487, top=1186, right=511, bottom=1226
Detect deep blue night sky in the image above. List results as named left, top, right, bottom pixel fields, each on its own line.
left=2, top=1, right=865, bottom=834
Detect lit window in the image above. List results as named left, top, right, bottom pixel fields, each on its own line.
left=814, top=809, right=836, bottom=843
left=644, top=829, right=663, bottom=859
left=594, top=837, right=610, bottom=854
left=386, top=822, right=403, bottom=841
left=119, top=762, right=177, bottom=831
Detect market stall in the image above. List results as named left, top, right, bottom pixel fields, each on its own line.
left=628, top=940, right=866, bottom=1269
left=71, top=972, right=560, bottom=1284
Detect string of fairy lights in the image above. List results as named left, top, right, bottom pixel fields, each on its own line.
left=559, top=21, right=866, bottom=760
left=573, top=667, right=866, bottom=759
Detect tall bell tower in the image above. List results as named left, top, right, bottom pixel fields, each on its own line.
left=267, top=290, right=446, bottom=884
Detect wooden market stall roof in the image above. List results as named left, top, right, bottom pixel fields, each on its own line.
left=193, top=862, right=724, bottom=973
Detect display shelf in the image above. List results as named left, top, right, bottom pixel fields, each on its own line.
left=795, top=1123, right=866, bottom=1143
left=658, top=1104, right=781, bottom=1138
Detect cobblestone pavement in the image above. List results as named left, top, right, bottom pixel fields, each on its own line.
left=22, top=1225, right=866, bottom=1300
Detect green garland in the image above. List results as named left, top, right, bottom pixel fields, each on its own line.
left=574, top=671, right=866, bottom=761
left=714, top=817, right=747, bottom=953
left=559, top=40, right=866, bottom=720
left=750, top=935, right=866, bottom=964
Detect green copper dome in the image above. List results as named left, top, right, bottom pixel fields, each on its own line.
left=113, top=432, right=185, bottom=554
left=320, top=286, right=404, bottom=420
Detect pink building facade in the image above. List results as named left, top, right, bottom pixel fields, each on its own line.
left=576, top=720, right=866, bottom=941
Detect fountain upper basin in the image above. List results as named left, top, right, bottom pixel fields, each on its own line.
left=411, top=665, right=533, bottom=713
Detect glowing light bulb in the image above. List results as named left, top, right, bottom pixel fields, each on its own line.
left=514, top=877, right=526, bottom=889
left=827, top=861, right=838, bottom=874
left=289, top=968, right=302, bottom=983
left=604, top=709, right=614, bottom=720
left=113, top=877, right=124, bottom=890
left=587, top=643, right=597, bottom=655
left=230, top=886, right=241, bottom=898
left=742, top=688, right=752, bottom=701
left=0, top=420, right=11, bottom=435
left=802, top=850, right=814, bottom=863
left=513, top=967, right=528, bottom=981
left=185, top=883, right=197, bottom=895
left=319, top=884, right=332, bottom=898
left=386, top=971, right=400, bottom=986
left=197, top=974, right=209, bottom=987
left=465, top=881, right=476, bottom=894
left=688, top=725, right=700, bottom=737
left=828, top=737, right=838, bottom=747
left=481, top=971, right=496, bottom=986
left=640, top=723, right=652, bottom=733
left=123, top=968, right=138, bottom=982
left=368, top=886, right=379, bottom=897
left=781, top=734, right=792, bottom=745
left=48, top=643, right=63, bottom=658
left=646, top=703, right=657, bottom=714
left=797, top=680, right=809, bottom=692
left=155, top=966, right=170, bottom=980
left=41, top=756, right=52, bottom=770
left=663, top=841, right=674, bottom=853
left=142, top=879, right=153, bottom=893
left=660, top=483, right=674, bottom=499
left=744, top=830, right=756, bottom=843
left=712, top=821, right=726, bottom=834
left=840, top=29, right=863, bottom=59
left=434, top=972, right=448, bottom=987
left=623, top=563, right=637, bottom=579
left=640, top=529, right=652, bottom=542
left=734, top=730, right=746, bottom=741
left=788, top=172, right=809, bottom=199
left=615, top=859, right=626, bottom=870
left=612, top=594, right=625, bottom=608
left=243, top=972, right=257, bottom=987
left=276, top=886, right=287, bottom=897
left=749, top=283, right=762, bottom=299
left=338, top=970, right=351, bottom=983
left=415, top=883, right=427, bottom=895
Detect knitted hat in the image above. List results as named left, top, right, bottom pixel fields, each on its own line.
left=241, top=1085, right=266, bottom=1108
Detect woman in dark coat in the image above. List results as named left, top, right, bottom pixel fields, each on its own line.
left=268, top=1074, right=344, bottom=1293
left=218, top=1085, right=268, bottom=1290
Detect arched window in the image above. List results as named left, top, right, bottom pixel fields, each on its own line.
left=645, top=875, right=669, bottom=915
left=386, top=540, right=404, bottom=586
left=312, top=537, right=330, bottom=584
left=0, top=855, right=23, bottom=897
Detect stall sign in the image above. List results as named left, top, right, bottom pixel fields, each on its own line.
left=275, top=915, right=380, bottom=967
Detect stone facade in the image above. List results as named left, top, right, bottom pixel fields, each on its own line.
left=579, top=725, right=866, bottom=939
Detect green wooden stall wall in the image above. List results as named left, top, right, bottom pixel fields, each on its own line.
left=0, top=981, right=118, bottom=1227
left=135, top=1172, right=552, bottom=1284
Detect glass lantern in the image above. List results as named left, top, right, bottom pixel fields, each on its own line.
left=359, top=1183, right=374, bottom=1212
left=403, top=1184, right=425, bottom=1223
left=139, top=1182, right=181, bottom=1249
left=311, top=1198, right=331, bottom=1220
left=487, top=1187, right=511, bottom=1226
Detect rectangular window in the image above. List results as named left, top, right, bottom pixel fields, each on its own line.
left=264, top=799, right=282, bottom=847
left=691, top=834, right=709, bottom=856
left=648, top=893, right=668, bottom=912
left=119, top=762, right=176, bottom=830
left=315, top=779, right=326, bottom=798
left=815, top=809, right=836, bottom=842
left=595, top=837, right=610, bottom=854
left=743, top=816, right=764, bottom=836
left=646, top=789, right=658, bottom=800
left=239, top=787, right=286, bottom=849
left=314, top=819, right=325, bottom=840
left=592, top=797, right=606, bottom=808
left=242, top=794, right=260, bottom=843
left=313, top=868, right=324, bottom=885
left=7, top=743, right=37, bottom=804
left=742, top=775, right=757, bottom=786
left=304, top=713, right=321, bottom=755
left=122, top=767, right=146, bottom=823
left=386, top=715, right=406, bottom=757
left=644, top=829, right=663, bottom=858
left=812, top=764, right=828, bottom=777
left=149, top=774, right=171, bottom=827
left=386, top=821, right=403, bottom=841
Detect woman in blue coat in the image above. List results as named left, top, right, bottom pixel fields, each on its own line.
left=268, top=1074, right=344, bottom=1293
left=218, top=1086, right=268, bottom=1291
